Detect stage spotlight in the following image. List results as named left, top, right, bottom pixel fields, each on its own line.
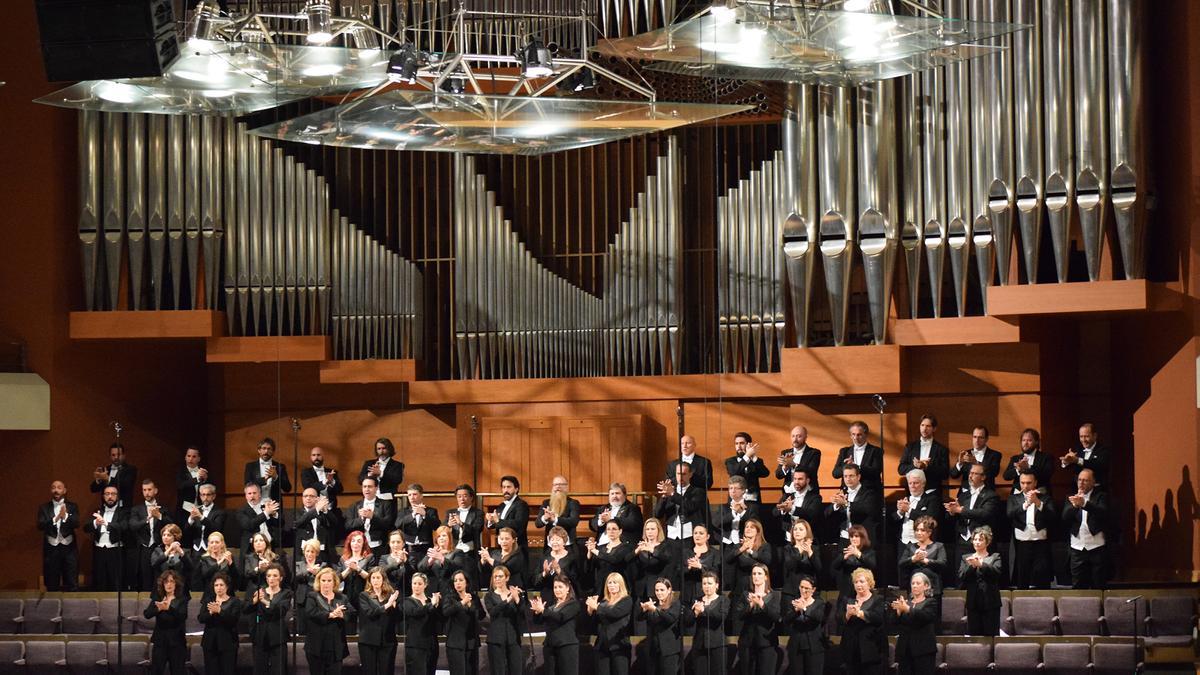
left=387, top=43, right=420, bottom=84
left=305, top=0, right=334, bottom=44
left=521, top=38, right=553, bottom=78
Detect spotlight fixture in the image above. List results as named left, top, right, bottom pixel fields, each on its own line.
left=187, top=0, right=222, bottom=42
left=305, top=0, right=334, bottom=44
left=561, top=68, right=596, bottom=92
left=439, top=76, right=465, bottom=94
left=387, top=43, right=420, bottom=84
left=521, top=38, right=553, bottom=78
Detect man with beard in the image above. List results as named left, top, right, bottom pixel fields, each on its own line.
left=185, top=483, right=226, bottom=554
left=243, top=437, right=292, bottom=503
left=357, top=437, right=405, bottom=501
left=776, top=468, right=824, bottom=542
left=175, top=445, right=212, bottom=518
left=589, top=482, right=643, bottom=544
left=38, top=480, right=80, bottom=591
left=128, top=479, right=173, bottom=590
left=485, top=475, right=530, bottom=549
left=236, top=482, right=284, bottom=555
left=90, top=442, right=138, bottom=507
left=898, top=415, right=951, bottom=495
left=84, top=486, right=127, bottom=591
left=777, top=425, right=822, bottom=492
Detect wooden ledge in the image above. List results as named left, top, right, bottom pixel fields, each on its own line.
left=206, top=336, right=330, bottom=363
left=779, top=345, right=903, bottom=395
left=318, top=359, right=420, bottom=384
left=987, top=279, right=1183, bottom=317
left=69, top=310, right=225, bottom=339
left=892, top=316, right=1021, bottom=346
left=409, top=372, right=784, bottom=405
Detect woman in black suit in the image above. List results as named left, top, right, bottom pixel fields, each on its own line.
left=779, top=520, right=821, bottom=603
left=585, top=521, right=636, bottom=594
left=243, top=563, right=292, bottom=675
left=305, top=566, right=354, bottom=674
left=532, top=575, right=581, bottom=675
left=417, top=525, right=467, bottom=595
left=639, top=578, right=682, bottom=675
left=958, top=526, right=1002, bottom=636
left=442, top=570, right=484, bottom=675
left=149, top=524, right=190, bottom=582
left=681, top=524, right=721, bottom=605
left=732, top=563, right=781, bottom=675
left=294, top=538, right=324, bottom=635
left=897, top=516, right=949, bottom=595
left=198, top=572, right=242, bottom=675
left=194, top=532, right=237, bottom=593
left=724, top=519, right=773, bottom=601
left=143, top=569, right=189, bottom=675
left=483, top=565, right=525, bottom=675
left=337, top=530, right=375, bottom=611
left=832, top=525, right=877, bottom=614
left=892, top=572, right=939, bottom=675
left=587, top=572, right=633, bottom=675
left=479, top=527, right=528, bottom=590
left=358, top=567, right=401, bottom=675
left=402, top=572, right=441, bottom=675
left=783, top=575, right=825, bottom=675
left=634, top=518, right=674, bottom=600
left=242, top=532, right=288, bottom=593
left=840, top=568, right=887, bottom=675
left=378, top=530, right=410, bottom=591
left=689, top=571, right=729, bottom=675
left=539, top=526, right=584, bottom=598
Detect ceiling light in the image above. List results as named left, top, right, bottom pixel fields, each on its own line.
left=387, top=43, right=420, bottom=84
left=710, top=0, right=737, bottom=21
left=187, top=1, right=222, bottom=42
left=522, top=38, right=554, bottom=79
left=96, top=82, right=142, bottom=104
left=301, top=63, right=344, bottom=77
left=439, top=76, right=465, bottom=94
left=305, top=0, right=334, bottom=45
left=844, top=0, right=872, bottom=10
left=561, top=68, right=595, bottom=92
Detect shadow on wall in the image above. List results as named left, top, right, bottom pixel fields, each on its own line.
left=1136, top=465, right=1198, bottom=579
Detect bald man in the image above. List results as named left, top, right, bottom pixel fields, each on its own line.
left=666, top=436, right=714, bottom=502
left=1060, top=423, right=1111, bottom=489
left=38, top=481, right=80, bottom=591
left=776, top=425, right=822, bottom=493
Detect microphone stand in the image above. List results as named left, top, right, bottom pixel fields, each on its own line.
left=289, top=417, right=301, bottom=670
left=110, top=421, right=124, bottom=671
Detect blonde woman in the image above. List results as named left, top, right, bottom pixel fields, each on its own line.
left=483, top=565, right=524, bottom=675
left=780, top=519, right=821, bottom=601
left=633, top=518, right=673, bottom=600
left=195, top=532, right=237, bottom=592
left=587, top=572, right=634, bottom=675
left=304, top=566, right=353, bottom=674
left=294, top=538, right=324, bottom=633
left=840, top=568, right=886, bottom=675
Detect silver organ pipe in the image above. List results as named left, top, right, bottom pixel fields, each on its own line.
left=856, top=80, right=899, bottom=345
left=1073, top=0, right=1109, bottom=281
left=816, top=84, right=855, bottom=346
left=79, top=111, right=101, bottom=311
left=126, top=113, right=147, bottom=310
left=1107, top=0, right=1146, bottom=280
left=781, top=84, right=818, bottom=348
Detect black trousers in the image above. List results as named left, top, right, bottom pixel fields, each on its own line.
left=253, top=643, right=288, bottom=675
left=786, top=645, right=823, bottom=675
left=544, top=644, right=578, bottom=675
left=595, top=648, right=629, bottom=675
left=966, top=607, right=1000, bottom=637
left=898, top=652, right=937, bottom=675
left=91, top=546, right=124, bottom=591
left=202, top=644, right=237, bottom=675
left=137, top=545, right=155, bottom=591
left=1069, top=546, right=1110, bottom=590
left=43, top=543, right=78, bottom=591
left=1013, top=539, right=1053, bottom=589
left=447, top=646, right=479, bottom=675
left=405, top=645, right=436, bottom=675
left=359, top=642, right=397, bottom=675
left=487, top=642, right=524, bottom=675
left=305, top=653, right=342, bottom=675
left=150, top=643, right=187, bottom=675
left=691, top=646, right=726, bottom=675
left=656, top=652, right=680, bottom=675
left=736, top=645, right=777, bottom=675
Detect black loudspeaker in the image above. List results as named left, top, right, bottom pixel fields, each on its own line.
left=35, top=0, right=180, bottom=81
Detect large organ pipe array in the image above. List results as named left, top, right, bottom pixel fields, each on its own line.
left=454, top=139, right=682, bottom=380
left=77, top=111, right=422, bottom=360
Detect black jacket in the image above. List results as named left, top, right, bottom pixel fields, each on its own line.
left=402, top=596, right=439, bottom=650
left=536, top=599, right=581, bottom=648
left=483, top=590, right=524, bottom=645
left=198, top=596, right=243, bottom=652
left=733, top=590, right=782, bottom=648
left=688, top=594, right=728, bottom=649
left=711, top=503, right=754, bottom=544
left=825, top=487, right=882, bottom=542
left=723, top=544, right=773, bottom=599
left=952, top=487, right=1001, bottom=544
left=897, top=542, right=950, bottom=594
left=590, top=541, right=636, bottom=592
left=894, top=596, right=939, bottom=660
left=652, top=484, right=709, bottom=536
left=234, top=503, right=284, bottom=554
left=1006, top=489, right=1058, bottom=535
left=640, top=601, right=682, bottom=656
left=588, top=502, right=643, bottom=543
left=898, top=440, right=951, bottom=492
left=1061, top=490, right=1112, bottom=540
left=481, top=548, right=528, bottom=591
left=840, top=594, right=886, bottom=666
left=634, top=543, right=675, bottom=600
left=666, top=455, right=715, bottom=492
left=441, top=593, right=484, bottom=650
left=37, top=500, right=79, bottom=548
left=244, top=588, right=293, bottom=647
left=776, top=490, right=825, bottom=541
left=394, top=504, right=440, bottom=547
left=304, top=591, right=352, bottom=658
left=538, top=497, right=582, bottom=544
left=832, top=547, right=877, bottom=600
left=1002, top=451, right=1055, bottom=490
left=776, top=446, right=823, bottom=489
left=892, top=490, right=946, bottom=540
left=243, top=460, right=292, bottom=503
left=301, top=466, right=344, bottom=508
left=83, top=505, right=128, bottom=545
left=194, top=554, right=238, bottom=594
left=779, top=544, right=822, bottom=596
left=447, top=506, right=485, bottom=551
left=90, top=463, right=138, bottom=508
left=128, top=502, right=173, bottom=548
left=345, top=498, right=396, bottom=549
left=958, top=553, right=1002, bottom=610
left=724, top=454, right=771, bottom=498
left=783, top=596, right=825, bottom=652
left=357, top=459, right=406, bottom=498
left=833, top=445, right=884, bottom=490
left=185, top=506, right=226, bottom=552
left=357, top=591, right=400, bottom=646
left=175, top=466, right=212, bottom=512
left=949, top=448, right=1002, bottom=491
left=144, top=594, right=189, bottom=647
left=1063, top=443, right=1111, bottom=487
left=593, top=596, right=633, bottom=652
left=488, top=497, right=530, bottom=549
left=293, top=506, right=338, bottom=557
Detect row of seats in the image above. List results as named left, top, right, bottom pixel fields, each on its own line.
left=0, top=637, right=1145, bottom=675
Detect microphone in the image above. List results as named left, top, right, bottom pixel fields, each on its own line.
left=110, top=421, right=123, bottom=437
left=871, top=394, right=887, bottom=412
left=290, top=418, right=302, bottom=432
left=1125, top=595, right=1143, bottom=604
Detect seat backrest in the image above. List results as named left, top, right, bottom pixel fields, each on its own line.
left=1149, top=597, right=1196, bottom=636
left=345, top=641, right=361, bottom=667
left=22, top=598, right=62, bottom=634
left=939, top=596, right=966, bottom=634
left=60, top=599, right=99, bottom=635
left=0, top=641, right=23, bottom=670
left=23, top=640, right=66, bottom=667
left=943, top=642, right=992, bottom=670
left=1042, top=642, right=1091, bottom=675
left=65, top=640, right=108, bottom=675
left=106, top=639, right=147, bottom=675
left=94, top=599, right=123, bottom=635
left=1057, top=596, right=1102, bottom=636
left=1103, top=596, right=1146, bottom=636
left=187, top=643, right=204, bottom=671
left=993, top=641, right=1041, bottom=671
left=1011, top=596, right=1057, bottom=636
left=1091, top=642, right=1140, bottom=674
left=0, top=601, right=21, bottom=635
left=184, top=603, right=202, bottom=635
left=1000, top=596, right=1013, bottom=634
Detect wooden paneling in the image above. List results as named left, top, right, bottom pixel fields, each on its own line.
left=892, top=316, right=1021, bottom=346
left=906, top=344, right=1041, bottom=394
left=988, top=280, right=1182, bottom=316
left=409, top=373, right=784, bottom=404
left=207, top=336, right=331, bottom=363
left=70, top=310, right=225, bottom=339
left=318, top=359, right=419, bottom=383
left=779, top=345, right=904, bottom=395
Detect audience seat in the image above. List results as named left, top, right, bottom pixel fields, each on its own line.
left=65, top=640, right=108, bottom=675
left=991, top=641, right=1040, bottom=672
left=60, top=599, right=99, bottom=635
left=0, top=602, right=21, bottom=635
left=1041, top=642, right=1091, bottom=675
left=0, top=641, right=22, bottom=674
left=1146, top=596, right=1196, bottom=648
left=939, top=641, right=991, bottom=674
left=998, top=596, right=1013, bottom=635
left=20, top=640, right=66, bottom=669
left=1101, top=596, right=1146, bottom=637
left=186, top=642, right=204, bottom=674
left=106, top=639, right=148, bottom=675
left=1091, top=641, right=1144, bottom=674
left=1011, top=596, right=1057, bottom=636
left=19, top=598, right=61, bottom=634
left=1057, top=596, right=1103, bottom=636
left=938, top=596, right=966, bottom=635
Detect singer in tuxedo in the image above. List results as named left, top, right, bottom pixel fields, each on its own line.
left=589, top=483, right=643, bottom=544
left=944, top=464, right=1001, bottom=574
left=357, top=437, right=405, bottom=500
left=1062, top=469, right=1112, bottom=589
left=777, top=426, right=822, bottom=493
left=129, top=480, right=174, bottom=591
left=486, top=475, right=530, bottom=550
left=653, top=464, right=709, bottom=544
left=235, top=483, right=285, bottom=555
left=243, top=437, right=292, bottom=503
left=90, top=442, right=138, bottom=508
left=1007, top=471, right=1057, bottom=589
left=665, top=435, right=715, bottom=494
left=948, top=427, right=1003, bottom=491
left=724, top=432, right=771, bottom=503
left=174, top=445, right=211, bottom=517
left=446, top=484, right=485, bottom=589
left=184, top=483, right=226, bottom=554
left=345, top=477, right=396, bottom=559
left=832, top=421, right=884, bottom=491
left=1060, top=423, right=1112, bottom=488
left=38, top=480, right=80, bottom=591
left=1002, top=428, right=1055, bottom=491
left=776, top=469, right=824, bottom=542
left=84, top=486, right=127, bottom=591
left=826, top=464, right=882, bottom=546
left=302, top=446, right=345, bottom=509
left=538, top=476, right=582, bottom=546
left=897, top=415, right=951, bottom=494
left=294, top=487, right=339, bottom=564
left=394, top=483, right=440, bottom=560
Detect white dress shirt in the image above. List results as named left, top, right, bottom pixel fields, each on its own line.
left=362, top=498, right=379, bottom=547
left=1070, top=491, right=1106, bottom=550
left=666, top=485, right=694, bottom=540
left=722, top=501, right=747, bottom=544
left=852, top=444, right=867, bottom=466
left=47, top=499, right=72, bottom=546
left=374, top=459, right=394, bottom=500
left=962, top=486, right=983, bottom=541
left=1014, top=495, right=1047, bottom=542
left=96, top=506, right=119, bottom=548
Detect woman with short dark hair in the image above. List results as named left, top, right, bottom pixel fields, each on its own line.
left=144, top=569, right=189, bottom=674
left=198, top=572, right=242, bottom=675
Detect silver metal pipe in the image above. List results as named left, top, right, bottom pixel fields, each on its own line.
left=224, top=119, right=239, bottom=332
left=184, top=115, right=202, bottom=309
left=900, top=74, right=924, bottom=318
left=79, top=111, right=101, bottom=311
left=817, top=84, right=855, bottom=345
left=126, top=113, right=147, bottom=311
left=922, top=65, right=947, bottom=317
left=1107, top=0, right=1146, bottom=279
left=272, top=148, right=286, bottom=335
left=944, top=0, right=972, bottom=316
left=1074, top=0, right=1109, bottom=281
left=856, top=80, right=898, bottom=344
left=782, top=84, right=817, bottom=345
left=968, top=0, right=995, bottom=307
left=1043, top=0, right=1075, bottom=282
left=102, top=113, right=126, bottom=310
left=146, top=115, right=165, bottom=311
left=167, top=116, right=185, bottom=309
left=203, top=116, right=222, bottom=311
left=986, top=0, right=1016, bottom=287
left=1013, top=0, right=1044, bottom=284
